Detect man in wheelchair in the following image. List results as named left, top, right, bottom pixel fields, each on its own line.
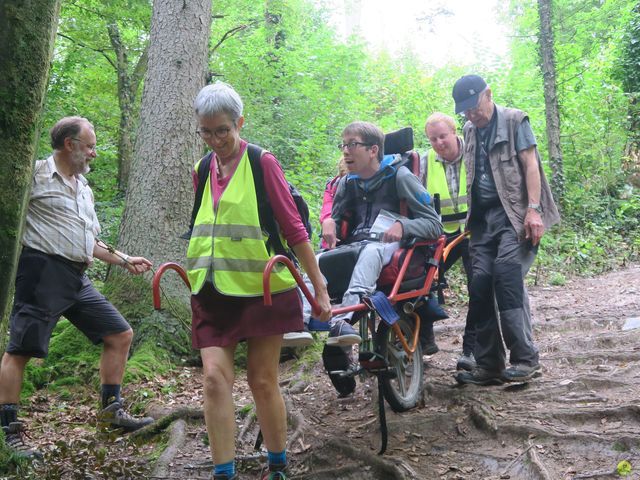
left=318, top=121, right=443, bottom=346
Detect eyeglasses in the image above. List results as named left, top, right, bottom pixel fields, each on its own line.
left=464, top=89, right=488, bottom=116
left=337, top=141, right=372, bottom=151
left=196, top=127, right=231, bottom=140
left=71, top=138, right=96, bottom=152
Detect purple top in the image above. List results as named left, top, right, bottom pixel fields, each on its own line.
left=192, top=140, right=309, bottom=248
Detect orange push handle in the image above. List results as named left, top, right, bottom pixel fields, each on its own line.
left=152, top=262, right=190, bottom=310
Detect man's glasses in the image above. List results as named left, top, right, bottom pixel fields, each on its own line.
left=337, top=141, right=372, bottom=151
left=72, top=138, right=96, bottom=152
left=196, top=127, right=231, bottom=140
left=463, top=89, right=488, bottom=116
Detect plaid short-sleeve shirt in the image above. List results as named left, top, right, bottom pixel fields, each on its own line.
left=21, top=156, right=100, bottom=263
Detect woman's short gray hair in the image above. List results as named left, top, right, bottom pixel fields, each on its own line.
left=194, top=82, right=243, bottom=121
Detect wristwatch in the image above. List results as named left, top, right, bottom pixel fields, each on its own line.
left=527, top=203, right=542, bottom=214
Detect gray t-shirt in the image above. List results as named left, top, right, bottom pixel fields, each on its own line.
left=473, top=115, right=536, bottom=210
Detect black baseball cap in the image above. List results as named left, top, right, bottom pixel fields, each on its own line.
left=452, top=75, right=488, bottom=114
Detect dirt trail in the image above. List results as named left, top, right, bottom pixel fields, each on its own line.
left=24, top=263, right=640, bottom=479
left=138, top=263, right=639, bottom=480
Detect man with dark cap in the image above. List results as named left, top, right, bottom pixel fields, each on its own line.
left=452, top=75, right=560, bottom=385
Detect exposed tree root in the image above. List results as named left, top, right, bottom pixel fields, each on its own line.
left=296, top=436, right=410, bottom=479
left=236, top=394, right=306, bottom=449
left=151, top=419, right=187, bottom=478
left=526, top=440, right=552, bottom=480
left=500, top=442, right=535, bottom=477
left=571, top=468, right=618, bottom=479
left=284, top=395, right=307, bottom=448
left=468, top=402, right=498, bottom=436
left=131, top=407, right=204, bottom=441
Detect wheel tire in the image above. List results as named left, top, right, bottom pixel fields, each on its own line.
left=376, top=314, right=424, bottom=412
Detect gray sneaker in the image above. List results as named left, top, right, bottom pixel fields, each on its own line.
left=456, top=352, right=476, bottom=371
left=99, top=401, right=154, bottom=432
left=326, top=320, right=361, bottom=346
left=1, top=422, right=42, bottom=460
left=282, top=330, right=314, bottom=348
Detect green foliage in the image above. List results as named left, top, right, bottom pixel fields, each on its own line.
left=501, top=0, right=640, bottom=278
left=16, top=0, right=639, bottom=423
left=21, top=320, right=101, bottom=402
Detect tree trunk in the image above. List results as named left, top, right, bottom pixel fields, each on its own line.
left=538, top=0, right=565, bottom=208
left=0, top=0, right=61, bottom=346
left=117, top=0, right=211, bottom=293
left=107, top=22, right=149, bottom=192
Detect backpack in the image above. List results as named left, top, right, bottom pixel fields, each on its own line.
left=183, top=143, right=313, bottom=261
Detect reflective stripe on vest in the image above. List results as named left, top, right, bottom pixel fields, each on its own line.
left=186, top=149, right=296, bottom=296
left=425, top=149, right=468, bottom=234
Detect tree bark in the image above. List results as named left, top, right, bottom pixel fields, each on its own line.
left=107, top=22, right=149, bottom=191
left=538, top=0, right=565, bottom=208
left=117, top=0, right=211, bottom=293
left=0, top=0, right=61, bottom=345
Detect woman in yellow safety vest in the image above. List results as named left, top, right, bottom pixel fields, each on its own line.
left=188, top=82, right=331, bottom=480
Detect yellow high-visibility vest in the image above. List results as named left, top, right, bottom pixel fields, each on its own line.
left=425, top=149, right=468, bottom=234
left=186, top=149, right=296, bottom=296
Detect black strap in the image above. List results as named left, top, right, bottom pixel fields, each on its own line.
left=377, top=376, right=388, bottom=455
left=441, top=211, right=467, bottom=223
left=182, top=152, right=213, bottom=239
left=246, top=143, right=289, bottom=258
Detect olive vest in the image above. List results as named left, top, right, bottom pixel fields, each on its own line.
left=462, top=105, right=560, bottom=237
left=425, top=149, right=468, bottom=234
left=186, top=149, right=296, bottom=296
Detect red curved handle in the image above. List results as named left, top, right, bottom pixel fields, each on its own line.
left=152, top=262, right=191, bottom=310
left=262, top=255, right=321, bottom=316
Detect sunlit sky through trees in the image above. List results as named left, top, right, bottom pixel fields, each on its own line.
left=323, top=0, right=510, bottom=68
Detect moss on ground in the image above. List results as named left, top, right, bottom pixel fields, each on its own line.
left=20, top=273, right=195, bottom=404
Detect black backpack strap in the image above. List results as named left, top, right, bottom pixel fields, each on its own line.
left=246, top=143, right=288, bottom=257
left=181, top=152, right=213, bottom=239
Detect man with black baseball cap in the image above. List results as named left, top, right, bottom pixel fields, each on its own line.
left=452, top=74, right=560, bottom=385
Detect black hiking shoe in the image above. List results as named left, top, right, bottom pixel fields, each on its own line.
left=1, top=422, right=42, bottom=460
left=456, top=352, right=476, bottom=371
left=322, top=345, right=356, bottom=397
left=502, top=363, right=542, bottom=382
left=420, top=321, right=439, bottom=355
left=98, top=401, right=154, bottom=432
left=455, top=367, right=504, bottom=386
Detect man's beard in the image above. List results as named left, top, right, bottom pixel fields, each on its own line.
left=70, top=149, right=90, bottom=175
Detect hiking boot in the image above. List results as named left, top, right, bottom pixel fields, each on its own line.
left=455, top=368, right=504, bottom=386
left=1, top=422, right=42, bottom=460
left=456, top=352, right=476, bottom=371
left=261, top=463, right=287, bottom=479
left=99, top=401, right=154, bottom=432
left=326, top=319, right=361, bottom=346
left=282, top=329, right=314, bottom=348
left=322, top=345, right=356, bottom=397
left=419, top=320, right=438, bottom=355
left=502, top=363, right=542, bottom=382
left=422, top=340, right=439, bottom=356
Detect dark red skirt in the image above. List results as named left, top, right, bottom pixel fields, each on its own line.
left=191, top=282, right=303, bottom=348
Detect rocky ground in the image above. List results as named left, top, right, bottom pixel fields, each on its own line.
left=18, top=263, right=640, bottom=479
